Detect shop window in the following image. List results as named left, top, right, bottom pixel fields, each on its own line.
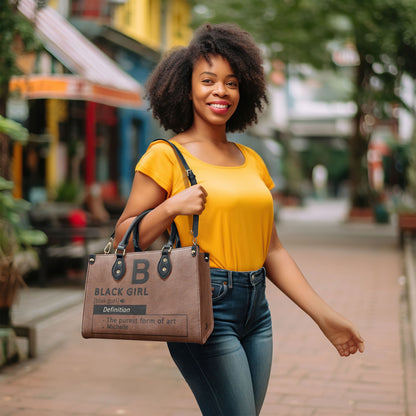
left=130, top=118, right=142, bottom=174
left=70, top=0, right=110, bottom=18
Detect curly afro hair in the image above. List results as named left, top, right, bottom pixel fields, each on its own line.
left=145, top=23, right=268, bottom=134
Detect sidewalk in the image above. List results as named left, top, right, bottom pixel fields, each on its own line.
left=1, top=198, right=415, bottom=415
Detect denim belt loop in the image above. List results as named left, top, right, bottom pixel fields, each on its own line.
left=228, top=270, right=233, bottom=288
left=249, top=271, right=256, bottom=287
left=249, top=267, right=265, bottom=286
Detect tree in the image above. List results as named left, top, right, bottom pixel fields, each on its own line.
left=0, top=0, right=40, bottom=179
left=0, top=2, right=44, bottom=325
left=190, top=0, right=416, bottom=208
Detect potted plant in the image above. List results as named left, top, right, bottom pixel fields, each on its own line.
left=348, top=183, right=374, bottom=221
left=0, top=116, right=47, bottom=326
left=396, top=133, right=416, bottom=245
left=0, top=176, right=47, bottom=325
left=397, top=198, right=416, bottom=246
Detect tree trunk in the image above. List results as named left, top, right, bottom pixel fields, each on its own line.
left=0, top=132, right=10, bottom=180
left=349, top=58, right=372, bottom=208
left=0, top=307, right=11, bottom=326
left=0, top=91, right=10, bottom=180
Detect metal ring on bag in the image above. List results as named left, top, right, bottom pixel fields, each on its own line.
left=115, top=247, right=126, bottom=257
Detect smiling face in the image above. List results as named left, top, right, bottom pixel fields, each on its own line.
left=190, top=54, right=240, bottom=131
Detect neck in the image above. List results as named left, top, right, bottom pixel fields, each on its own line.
left=186, top=121, right=228, bottom=144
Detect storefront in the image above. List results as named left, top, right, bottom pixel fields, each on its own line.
left=9, top=0, right=143, bottom=216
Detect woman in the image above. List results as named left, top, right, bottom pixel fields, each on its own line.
left=115, top=23, right=364, bottom=416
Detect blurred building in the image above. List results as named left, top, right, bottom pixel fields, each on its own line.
left=8, top=0, right=191, bottom=217
left=283, top=43, right=414, bottom=199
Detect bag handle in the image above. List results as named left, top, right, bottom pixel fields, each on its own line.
left=111, top=139, right=200, bottom=281
left=131, top=139, right=197, bottom=251
left=108, top=139, right=197, bottom=254
left=152, top=139, right=199, bottom=241
left=112, top=209, right=183, bottom=280
left=116, top=209, right=152, bottom=254
left=132, top=212, right=181, bottom=252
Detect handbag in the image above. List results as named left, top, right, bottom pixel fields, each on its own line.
left=81, top=140, right=214, bottom=344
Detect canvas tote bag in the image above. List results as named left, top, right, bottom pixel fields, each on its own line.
left=81, top=140, right=214, bottom=344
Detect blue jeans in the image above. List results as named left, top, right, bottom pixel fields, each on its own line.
left=168, top=267, right=273, bottom=416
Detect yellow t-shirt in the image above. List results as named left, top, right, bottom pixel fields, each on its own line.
left=136, top=140, right=275, bottom=271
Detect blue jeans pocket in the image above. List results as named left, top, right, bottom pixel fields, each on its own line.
left=211, top=281, right=229, bottom=302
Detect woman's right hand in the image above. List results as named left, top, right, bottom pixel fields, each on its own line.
left=115, top=172, right=207, bottom=250
left=165, top=184, right=208, bottom=216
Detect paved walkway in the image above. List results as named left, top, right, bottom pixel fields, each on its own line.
left=1, top=199, right=415, bottom=415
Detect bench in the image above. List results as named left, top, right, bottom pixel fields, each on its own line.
left=34, top=225, right=111, bottom=286
left=0, top=325, right=36, bottom=359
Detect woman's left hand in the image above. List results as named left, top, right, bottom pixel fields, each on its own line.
left=318, top=311, right=365, bottom=357
left=265, top=227, right=365, bottom=358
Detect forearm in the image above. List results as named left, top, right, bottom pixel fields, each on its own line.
left=115, top=199, right=176, bottom=251
left=264, top=226, right=365, bottom=356
left=114, top=172, right=206, bottom=251
left=264, top=233, right=334, bottom=327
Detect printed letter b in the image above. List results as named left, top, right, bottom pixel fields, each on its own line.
left=132, top=259, right=150, bottom=284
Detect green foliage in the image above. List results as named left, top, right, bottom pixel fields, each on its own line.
left=0, top=176, right=47, bottom=257
left=0, top=110, right=45, bottom=255
left=279, top=137, right=304, bottom=199
left=0, top=175, right=46, bottom=310
left=55, top=181, right=82, bottom=203
left=299, top=142, right=349, bottom=185
left=0, top=1, right=18, bottom=93
left=191, top=0, right=416, bottom=109
left=192, top=0, right=338, bottom=68
left=191, top=0, right=416, bottom=207
left=0, top=115, right=28, bottom=143
left=0, top=1, right=41, bottom=97
left=406, top=132, right=416, bottom=201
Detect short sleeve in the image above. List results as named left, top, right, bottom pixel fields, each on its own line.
left=135, top=142, right=175, bottom=194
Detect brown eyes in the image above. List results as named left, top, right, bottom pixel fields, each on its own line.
left=200, top=79, right=238, bottom=88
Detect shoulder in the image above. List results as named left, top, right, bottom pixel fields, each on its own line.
left=142, top=139, right=178, bottom=161
left=135, top=139, right=179, bottom=173
left=135, top=140, right=180, bottom=192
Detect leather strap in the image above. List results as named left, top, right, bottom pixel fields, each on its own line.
left=117, top=209, right=152, bottom=254
left=112, top=139, right=199, bottom=255
left=152, top=139, right=199, bottom=241
left=132, top=213, right=181, bottom=252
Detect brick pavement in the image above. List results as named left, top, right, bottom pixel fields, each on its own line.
left=263, top=222, right=408, bottom=416
left=0, top=204, right=413, bottom=416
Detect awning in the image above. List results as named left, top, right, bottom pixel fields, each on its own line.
left=10, top=0, right=143, bottom=108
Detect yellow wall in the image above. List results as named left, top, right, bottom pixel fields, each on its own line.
left=166, top=0, right=192, bottom=49
left=45, top=99, right=67, bottom=196
left=113, top=0, right=191, bottom=52
left=48, top=0, right=59, bottom=10
left=114, top=0, right=160, bottom=50
left=47, top=0, right=191, bottom=52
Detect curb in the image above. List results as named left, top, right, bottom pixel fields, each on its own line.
left=404, top=236, right=416, bottom=355
left=402, top=235, right=416, bottom=415
left=11, top=288, right=84, bottom=359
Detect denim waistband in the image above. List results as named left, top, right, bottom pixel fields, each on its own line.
left=210, top=267, right=266, bottom=288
